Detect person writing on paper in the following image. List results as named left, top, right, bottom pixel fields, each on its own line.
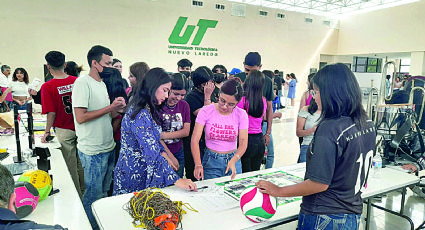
left=113, top=68, right=197, bottom=195
left=256, top=63, right=376, bottom=230
left=191, top=79, right=248, bottom=180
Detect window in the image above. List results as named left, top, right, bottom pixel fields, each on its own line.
left=259, top=10, right=268, bottom=17
left=399, top=59, right=410, bottom=74
left=353, top=57, right=382, bottom=73
left=277, top=13, right=285, bottom=19
left=215, top=4, right=225, bottom=11
left=192, top=0, right=203, bottom=7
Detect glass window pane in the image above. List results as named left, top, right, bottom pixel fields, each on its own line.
left=356, top=65, right=366, bottom=72
left=357, top=57, right=367, bottom=65
left=368, top=58, right=377, bottom=65
left=367, top=66, right=377, bottom=72
left=400, top=59, right=411, bottom=65
left=400, top=66, right=410, bottom=73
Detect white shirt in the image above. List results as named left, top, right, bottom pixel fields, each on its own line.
left=0, top=72, right=10, bottom=87
left=72, top=74, right=115, bottom=155
left=9, top=81, right=30, bottom=97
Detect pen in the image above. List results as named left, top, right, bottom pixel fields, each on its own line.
left=197, top=186, right=208, bottom=190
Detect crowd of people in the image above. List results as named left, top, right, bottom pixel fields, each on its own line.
left=0, top=45, right=380, bottom=230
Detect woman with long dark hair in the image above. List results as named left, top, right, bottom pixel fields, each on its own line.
left=237, top=70, right=266, bottom=172
left=286, top=73, right=297, bottom=107
left=127, top=62, right=150, bottom=98
left=102, top=68, right=128, bottom=165
left=191, top=79, right=248, bottom=180
left=10, top=68, right=31, bottom=110
left=159, top=73, right=191, bottom=178
left=113, top=68, right=197, bottom=195
left=296, top=97, right=320, bottom=163
left=257, top=63, right=376, bottom=230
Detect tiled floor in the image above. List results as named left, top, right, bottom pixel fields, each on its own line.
left=268, top=104, right=425, bottom=230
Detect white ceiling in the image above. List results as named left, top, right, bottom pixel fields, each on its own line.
left=228, top=0, right=422, bottom=18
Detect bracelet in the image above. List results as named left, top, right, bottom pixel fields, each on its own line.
left=234, top=154, right=241, bottom=160
left=204, top=99, right=211, bottom=102
left=45, top=131, right=50, bottom=134
left=195, top=165, right=203, bottom=167
left=264, top=133, right=271, bottom=136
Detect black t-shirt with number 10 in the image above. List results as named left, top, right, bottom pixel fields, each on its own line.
left=301, top=117, right=376, bottom=215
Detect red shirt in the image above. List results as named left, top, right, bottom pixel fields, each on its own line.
left=41, top=76, right=77, bottom=131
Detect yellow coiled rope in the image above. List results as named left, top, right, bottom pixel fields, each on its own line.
left=125, top=188, right=198, bottom=229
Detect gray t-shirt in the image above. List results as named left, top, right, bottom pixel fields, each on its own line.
left=72, top=75, right=115, bottom=155
left=298, top=109, right=320, bottom=146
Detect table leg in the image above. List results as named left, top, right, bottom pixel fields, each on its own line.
left=365, top=198, right=371, bottom=230
left=400, top=187, right=406, bottom=215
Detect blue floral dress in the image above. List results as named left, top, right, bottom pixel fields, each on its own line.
left=113, top=106, right=179, bottom=195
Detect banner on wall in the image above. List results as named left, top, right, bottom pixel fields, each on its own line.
left=167, top=17, right=219, bottom=57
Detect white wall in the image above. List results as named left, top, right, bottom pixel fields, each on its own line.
left=0, top=0, right=339, bottom=99
left=338, top=0, right=425, bottom=55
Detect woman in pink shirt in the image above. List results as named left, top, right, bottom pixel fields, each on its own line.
left=237, top=70, right=267, bottom=173
left=191, top=79, right=248, bottom=180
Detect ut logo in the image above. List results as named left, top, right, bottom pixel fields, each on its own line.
left=169, top=17, right=218, bottom=46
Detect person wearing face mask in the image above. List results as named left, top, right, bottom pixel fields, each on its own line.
left=113, top=68, right=197, bottom=195
left=177, top=58, right=193, bottom=90
left=183, top=66, right=215, bottom=181
left=211, top=73, right=226, bottom=103
left=72, top=45, right=126, bottom=230
left=158, top=73, right=190, bottom=178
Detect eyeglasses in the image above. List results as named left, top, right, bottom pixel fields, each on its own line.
left=218, top=97, right=237, bottom=108
left=310, top=90, right=319, bottom=97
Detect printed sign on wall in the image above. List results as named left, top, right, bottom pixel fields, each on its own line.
left=168, top=17, right=219, bottom=57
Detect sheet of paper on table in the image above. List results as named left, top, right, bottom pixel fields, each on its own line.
left=174, top=181, right=240, bottom=213
left=216, top=170, right=303, bottom=206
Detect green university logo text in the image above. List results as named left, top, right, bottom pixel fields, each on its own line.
left=168, top=17, right=219, bottom=57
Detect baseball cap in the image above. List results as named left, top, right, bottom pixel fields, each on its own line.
left=229, top=68, right=242, bottom=75
left=244, top=52, right=261, bottom=67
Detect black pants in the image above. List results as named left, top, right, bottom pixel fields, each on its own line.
left=241, top=133, right=265, bottom=173
left=183, top=136, right=205, bottom=181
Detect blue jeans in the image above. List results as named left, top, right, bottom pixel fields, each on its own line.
left=174, top=146, right=185, bottom=178
left=78, top=149, right=115, bottom=230
left=262, top=122, right=274, bottom=169
left=299, top=145, right=308, bottom=163
left=298, top=211, right=361, bottom=230
left=202, top=148, right=242, bottom=180
left=14, top=101, right=27, bottom=111
left=272, top=96, right=280, bottom=113
left=6, top=101, right=13, bottom=110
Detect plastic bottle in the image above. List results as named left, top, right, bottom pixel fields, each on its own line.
left=372, top=153, right=383, bottom=178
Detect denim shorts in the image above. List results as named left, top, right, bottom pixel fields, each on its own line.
left=202, top=148, right=242, bottom=180
left=298, top=211, right=361, bottom=230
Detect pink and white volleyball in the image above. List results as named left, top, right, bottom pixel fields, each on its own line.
left=240, top=186, right=277, bottom=223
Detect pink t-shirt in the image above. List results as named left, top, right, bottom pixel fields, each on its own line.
left=1, top=87, right=12, bottom=102
left=237, top=96, right=267, bottom=134
left=196, top=104, right=248, bottom=152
